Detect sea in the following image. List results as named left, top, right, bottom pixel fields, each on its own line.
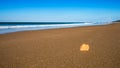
left=0, top=22, right=111, bottom=34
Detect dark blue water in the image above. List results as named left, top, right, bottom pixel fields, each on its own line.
left=0, top=22, right=110, bottom=34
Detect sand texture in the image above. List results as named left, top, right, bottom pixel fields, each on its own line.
left=0, top=23, right=120, bottom=68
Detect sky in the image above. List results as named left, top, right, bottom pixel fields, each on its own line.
left=0, top=0, right=120, bottom=22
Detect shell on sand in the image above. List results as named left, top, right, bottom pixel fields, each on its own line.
left=80, top=43, right=90, bottom=51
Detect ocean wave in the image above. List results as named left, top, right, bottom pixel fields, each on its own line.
left=0, top=23, right=96, bottom=34
left=0, top=23, right=93, bottom=29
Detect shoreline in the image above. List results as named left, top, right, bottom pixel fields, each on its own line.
left=0, top=22, right=113, bottom=35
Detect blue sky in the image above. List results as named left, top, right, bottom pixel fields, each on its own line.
left=0, top=0, right=120, bottom=22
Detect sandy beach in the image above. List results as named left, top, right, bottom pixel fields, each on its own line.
left=0, top=22, right=120, bottom=68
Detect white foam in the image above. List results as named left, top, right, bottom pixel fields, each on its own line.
left=0, top=23, right=93, bottom=29
left=0, top=23, right=96, bottom=34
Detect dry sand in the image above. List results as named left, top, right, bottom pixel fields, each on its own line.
left=0, top=22, right=120, bottom=68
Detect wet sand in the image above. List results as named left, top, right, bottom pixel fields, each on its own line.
left=0, top=22, right=120, bottom=68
